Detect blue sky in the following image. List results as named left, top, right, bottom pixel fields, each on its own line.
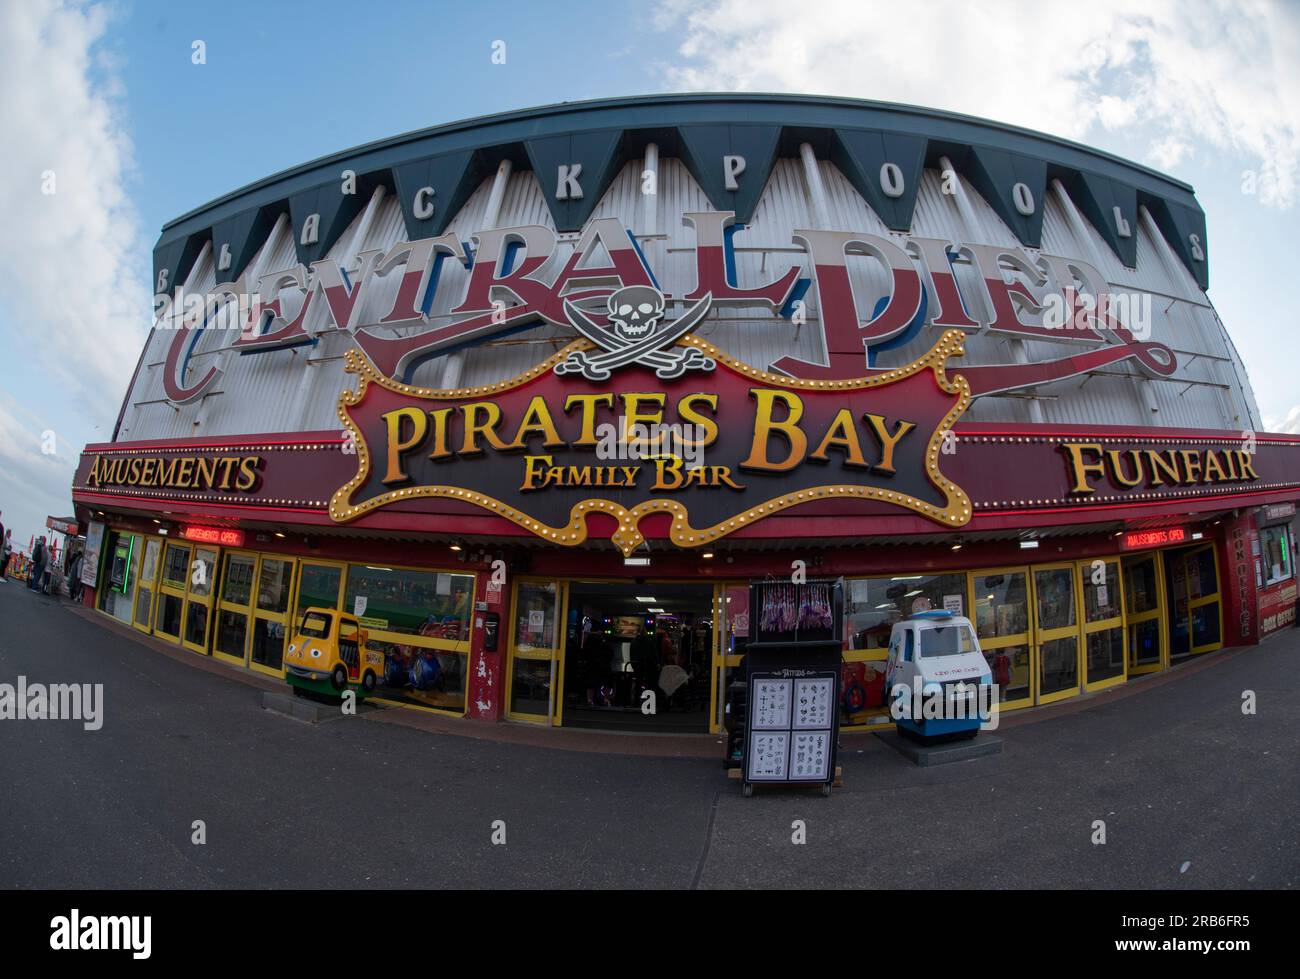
left=0, top=0, right=1297, bottom=551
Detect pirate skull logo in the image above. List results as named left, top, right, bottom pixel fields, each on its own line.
left=606, top=286, right=665, bottom=340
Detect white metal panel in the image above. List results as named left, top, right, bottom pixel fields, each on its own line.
left=117, top=141, right=1262, bottom=443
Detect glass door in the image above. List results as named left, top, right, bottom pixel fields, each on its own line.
left=969, top=567, right=1035, bottom=710
left=182, top=546, right=219, bottom=654
left=293, top=559, right=346, bottom=625
left=1185, top=544, right=1223, bottom=656
left=1080, top=558, right=1126, bottom=693
left=506, top=578, right=568, bottom=725
left=214, top=551, right=257, bottom=665
left=1123, top=553, right=1166, bottom=675
left=154, top=541, right=192, bottom=642
left=133, top=537, right=163, bottom=633
left=250, top=556, right=296, bottom=676
left=1032, top=563, right=1081, bottom=705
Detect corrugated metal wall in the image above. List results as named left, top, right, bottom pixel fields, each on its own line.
left=117, top=150, right=1262, bottom=443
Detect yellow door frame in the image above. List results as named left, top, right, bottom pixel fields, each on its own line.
left=1122, top=551, right=1168, bottom=676
left=1185, top=543, right=1225, bottom=655
left=967, top=565, right=1036, bottom=711
left=249, top=554, right=297, bottom=678
left=132, top=535, right=164, bottom=634
left=180, top=545, right=221, bottom=655
left=154, top=540, right=193, bottom=642
left=1032, top=562, right=1083, bottom=705
left=1079, top=557, right=1128, bottom=694
left=713, top=580, right=753, bottom=734
left=213, top=549, right=259, bottom=666
left=504, top=576, right=569, bottom=725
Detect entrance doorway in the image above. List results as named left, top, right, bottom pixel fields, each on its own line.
left=1163, top=543, right=1223, bottom=661
left=562, top=581, right=715, bottom=732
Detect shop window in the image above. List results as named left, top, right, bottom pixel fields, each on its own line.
left=515, top=581, right=560, bottom=652
left=1192, top=603, right=1221, bottom=648
left=297, top=563, right=343, bottom=620
left=251, top=559, right=294, bottom=671
left=1035, top=568, right=1076, bottom=631
left=134, top=539, right=162, bottom=630
left=345, top=564, right=475, bottom=714
left=1260, top=525, right=1293, bottom=586
left=1085, top=628, right=1124, bottom=684
left=971, top=570, right=1032, bottom=706
left=1187, top=548, right=1219, bottom=601
left=1039, top=636, right=1078, bottom=694
left=845, top=573, right=967, bottom=650
left=1129, top=617, right=1160, bottom=667
left=985, top=644, right=1031, bottom=703
left=216, top=610, right=248, bottom=659
left=972, top=572, right=1029, bottom=638
left=162, top=544, right=189, bottom=589
left=344, top=565, right=473, bottom=640
left=256, top=559, right=293, bottom=615
left=222, top=554, right=255, bottom=606
left=157, top=593, right=183, bottom=637
left=1125, top=558, right=1159, bottom=615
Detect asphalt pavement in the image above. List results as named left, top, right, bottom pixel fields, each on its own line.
left=0, top=577, right=1295, bottom=888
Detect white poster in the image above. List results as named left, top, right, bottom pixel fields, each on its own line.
left=353, top=595, right=368, bottom=616
left=793, top=677, right=833, bottom=730
left=751, top=678, right=792, bottom=729
left=436, top=572, right=451, bottom=595
left=81, top=521, right=105, bottom=588
left=790, top=732, right=831, bottom=780
left=943, top=593, right=963, bottom=615
left=747, top=731, right=789, bottom=780
left=528, top=609, right=545, bottom=636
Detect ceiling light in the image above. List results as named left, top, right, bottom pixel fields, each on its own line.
left=701, top=551, right=714, bottom=559
left=1019, top=540, right=1039, bottom=549
left=636, top=596, right=657, bottom=603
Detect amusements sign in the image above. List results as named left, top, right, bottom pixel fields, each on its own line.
left=330, top=324, right=972, bottom=555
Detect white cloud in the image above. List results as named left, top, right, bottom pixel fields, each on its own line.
left=1263, top=405, right=1300, bottom=435
left=0, top=1, right=147, bottom=400
left=655, top=0, right=1300, bottom=207
left=0, top=1, right=147, bottom=553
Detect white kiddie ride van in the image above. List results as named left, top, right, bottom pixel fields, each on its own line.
left=884, top=610, right=994, bottom=740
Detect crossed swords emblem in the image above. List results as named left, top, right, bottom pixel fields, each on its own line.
left=556, top=285, right=715, bottom=381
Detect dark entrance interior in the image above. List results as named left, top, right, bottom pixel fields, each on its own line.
left=562, top=581, right=714, bottom=731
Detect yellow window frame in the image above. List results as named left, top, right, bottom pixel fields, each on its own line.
left=213, top=548, right=260, bottom=666
left=153, top=540, right=193, bottom=642
left=1031, top=561, right=1083, bottom=706
left=1078, top=557, right=1128, bottom=694
left=1122, top=552, right=1167, bottom=676
left=248, top=554, right=297, bottom=678
left=132, top=535, right=165, bottom=635
left=179, top=544, right=221, bottom=655
left=967, top=565, right=1036, bottom=711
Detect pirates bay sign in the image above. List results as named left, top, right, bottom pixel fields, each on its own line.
left=159, top=211, right=1177, bottom=406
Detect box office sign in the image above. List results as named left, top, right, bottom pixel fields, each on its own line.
left=328, top=308, right=973, bottom=554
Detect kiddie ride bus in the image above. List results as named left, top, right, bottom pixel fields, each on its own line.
left=883, top=610, right=994, bottom=740
left=284, top=607, right=384, bottom=699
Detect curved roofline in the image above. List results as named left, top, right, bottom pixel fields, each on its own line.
left=162, top=91, right=1194, bottom=232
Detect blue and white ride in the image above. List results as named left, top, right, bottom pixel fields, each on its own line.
left=884, top=610, right=993, bottom=740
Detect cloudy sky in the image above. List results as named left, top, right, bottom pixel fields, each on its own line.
left=0, top=0, right=1297, bottom=551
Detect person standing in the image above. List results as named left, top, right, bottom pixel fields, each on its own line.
left=29, top=536, right=45, bottom=592
left=0, top=529, right=10, bottom=582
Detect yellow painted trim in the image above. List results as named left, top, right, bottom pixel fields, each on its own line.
left=132, top=535, right=164, bottom=634
left=504, top=576, right=565, bottom=724
left=1080, top=557, right=1128, bottom=693
left=1031, top=562, right=1083, bottom=705
left=328, top=330, right=974, bottom=555
left=967, top=564, right=1036, bottom=710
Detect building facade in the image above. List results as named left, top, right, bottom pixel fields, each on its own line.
left=73, top=94, right=1300, bottom=733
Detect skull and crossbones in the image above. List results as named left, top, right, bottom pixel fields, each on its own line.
left=556, top=285, right=716, bottom=381
left=605, top=286, right=665, bottom=340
